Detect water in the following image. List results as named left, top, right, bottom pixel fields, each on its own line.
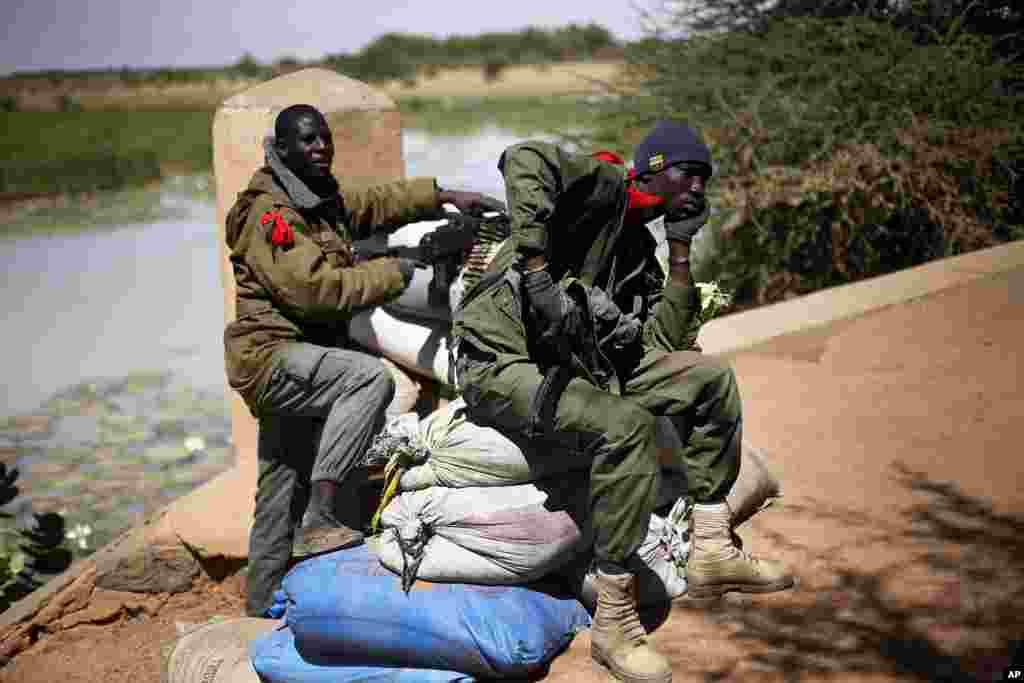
left=0, top=127, right=533, bottom=418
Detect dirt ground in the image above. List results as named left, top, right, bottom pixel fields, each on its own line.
left=2, top=266, right=1022, bottom=682
left=1, top=61, right=624, bottom=112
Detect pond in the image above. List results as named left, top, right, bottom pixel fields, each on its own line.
left=0, top=126, right=531, bottom=419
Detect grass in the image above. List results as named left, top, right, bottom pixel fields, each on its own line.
left=0, top=58, right=622, bottom=202
left=0, top=96, right=598, bottom=199
left=0, top=111, right=215, bottom=196
left=397, top=95, right=601, bottom=136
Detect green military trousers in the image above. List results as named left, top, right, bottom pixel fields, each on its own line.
left=458, top=344, right=742, bottom=566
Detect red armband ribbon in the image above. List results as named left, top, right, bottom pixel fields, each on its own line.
left=592, top=150, right=664, bottom=211
left=261, top=210, right=295, bottom=247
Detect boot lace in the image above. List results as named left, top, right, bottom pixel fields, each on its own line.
left=599, top=585, right=647, bottom=644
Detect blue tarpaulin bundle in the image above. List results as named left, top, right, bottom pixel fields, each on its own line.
left=265, top=543, right=591, bottom=679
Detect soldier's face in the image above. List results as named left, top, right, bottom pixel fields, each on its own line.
left=642, top=162, right=710, bottom=219
left=277, top=113, right=334, bottom=182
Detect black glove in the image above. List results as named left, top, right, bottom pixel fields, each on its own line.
left=522, top=268, right=581, bottom=337
left=664, top=198, right=710, bottom=244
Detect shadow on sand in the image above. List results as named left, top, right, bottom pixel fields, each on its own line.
left=691, top=462, right=1023, bottom=682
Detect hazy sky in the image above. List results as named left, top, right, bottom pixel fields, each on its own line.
left=1, top=1, right=656, bottom=75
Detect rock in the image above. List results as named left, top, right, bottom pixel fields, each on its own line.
left=0, top=625, right=32, bottom=660
left=43, top=415, right=101, bottom=448
left=0, top=571, right=100, bottom=659
left=94, top=526, right=199, bottom=594
left=52, top=589, right=168, bottom=631
left=30, top=563, right=97, bottom=627
left=164, top=467, right=254, bottom=560
left=54, top=589, right=128, bottom=629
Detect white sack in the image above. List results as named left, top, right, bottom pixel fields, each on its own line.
left=370, top=398, right=588, bottom=490
left=349, top=306, right=453, bottom=384
left=376, top=479, right=591, bottom=585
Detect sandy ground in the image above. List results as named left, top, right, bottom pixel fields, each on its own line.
left=2, top=61, right=625, bottom=111
left=3, top=265, right=1022, bottom=682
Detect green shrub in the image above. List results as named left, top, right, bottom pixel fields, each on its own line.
left=57, top=94, right=81, bottom=112
left=0, top=464, right=73, bottom=614
left=590, top=15, right=1023, bottom=307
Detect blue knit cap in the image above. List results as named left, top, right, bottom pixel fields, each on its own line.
left=632, top=120, right=712, bottom=176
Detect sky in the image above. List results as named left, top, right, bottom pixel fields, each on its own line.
left=1, top=0, right=658, bottom=76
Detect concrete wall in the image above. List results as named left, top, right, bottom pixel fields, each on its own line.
left=211, top=68, right=405, bottom=475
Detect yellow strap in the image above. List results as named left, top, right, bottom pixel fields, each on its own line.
left=369, top=453, right=405, bottom=533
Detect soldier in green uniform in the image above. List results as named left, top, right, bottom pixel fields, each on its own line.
left=453, top=120, right=794, bottom=683
left=224, top=104, right=503, bottom=617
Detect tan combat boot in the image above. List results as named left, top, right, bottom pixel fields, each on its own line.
left=686, top=501, right=794, bottom=599
left=591, top=570, right=673, bottom=683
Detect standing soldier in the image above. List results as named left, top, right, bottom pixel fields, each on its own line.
left=453, top=120, right=794, bottom=683
left=224, top=104, right=504, bottom=617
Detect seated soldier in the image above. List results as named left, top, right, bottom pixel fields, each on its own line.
left=223, top=103, right=504, bottom=617
left=452, top=121, right=795, bottom=683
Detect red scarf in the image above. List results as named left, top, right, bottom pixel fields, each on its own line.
left=592, top=150, right=663, bottom=213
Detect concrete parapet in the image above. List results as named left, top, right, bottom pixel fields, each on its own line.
left=699, top=239, right=1024, bottom=357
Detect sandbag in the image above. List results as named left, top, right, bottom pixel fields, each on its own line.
left=380, top=357, right=421, bottom=418
left=278, top=544, right=591, bottom=679
left=376, top=477, right=591, bottom=585
left=250, top=624, right=472, bottom=683
left=349, top=306, right=453, bottom=384
left=160, top=617, right=278, bottom=683
left=374, top=469, right=687, bottom=589
left=365, top=401, right=686, bottom=493
left=365, top=397, right=588, bottom=490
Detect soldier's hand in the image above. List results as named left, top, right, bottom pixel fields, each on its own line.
left=438, top=188, right=506, bottom=217
left=522, top=267, right=581, bottom=337
left=664, top=198, right=710, bottom=244
left=396, top=257, right=421, bottom=289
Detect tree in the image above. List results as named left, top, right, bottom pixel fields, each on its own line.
left=232, top=53, right=268, bottom=79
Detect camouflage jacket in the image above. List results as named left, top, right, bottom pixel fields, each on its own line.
left=452, top=141, right=702, bottom=393
left=223, top=167, right=442, bottom=413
